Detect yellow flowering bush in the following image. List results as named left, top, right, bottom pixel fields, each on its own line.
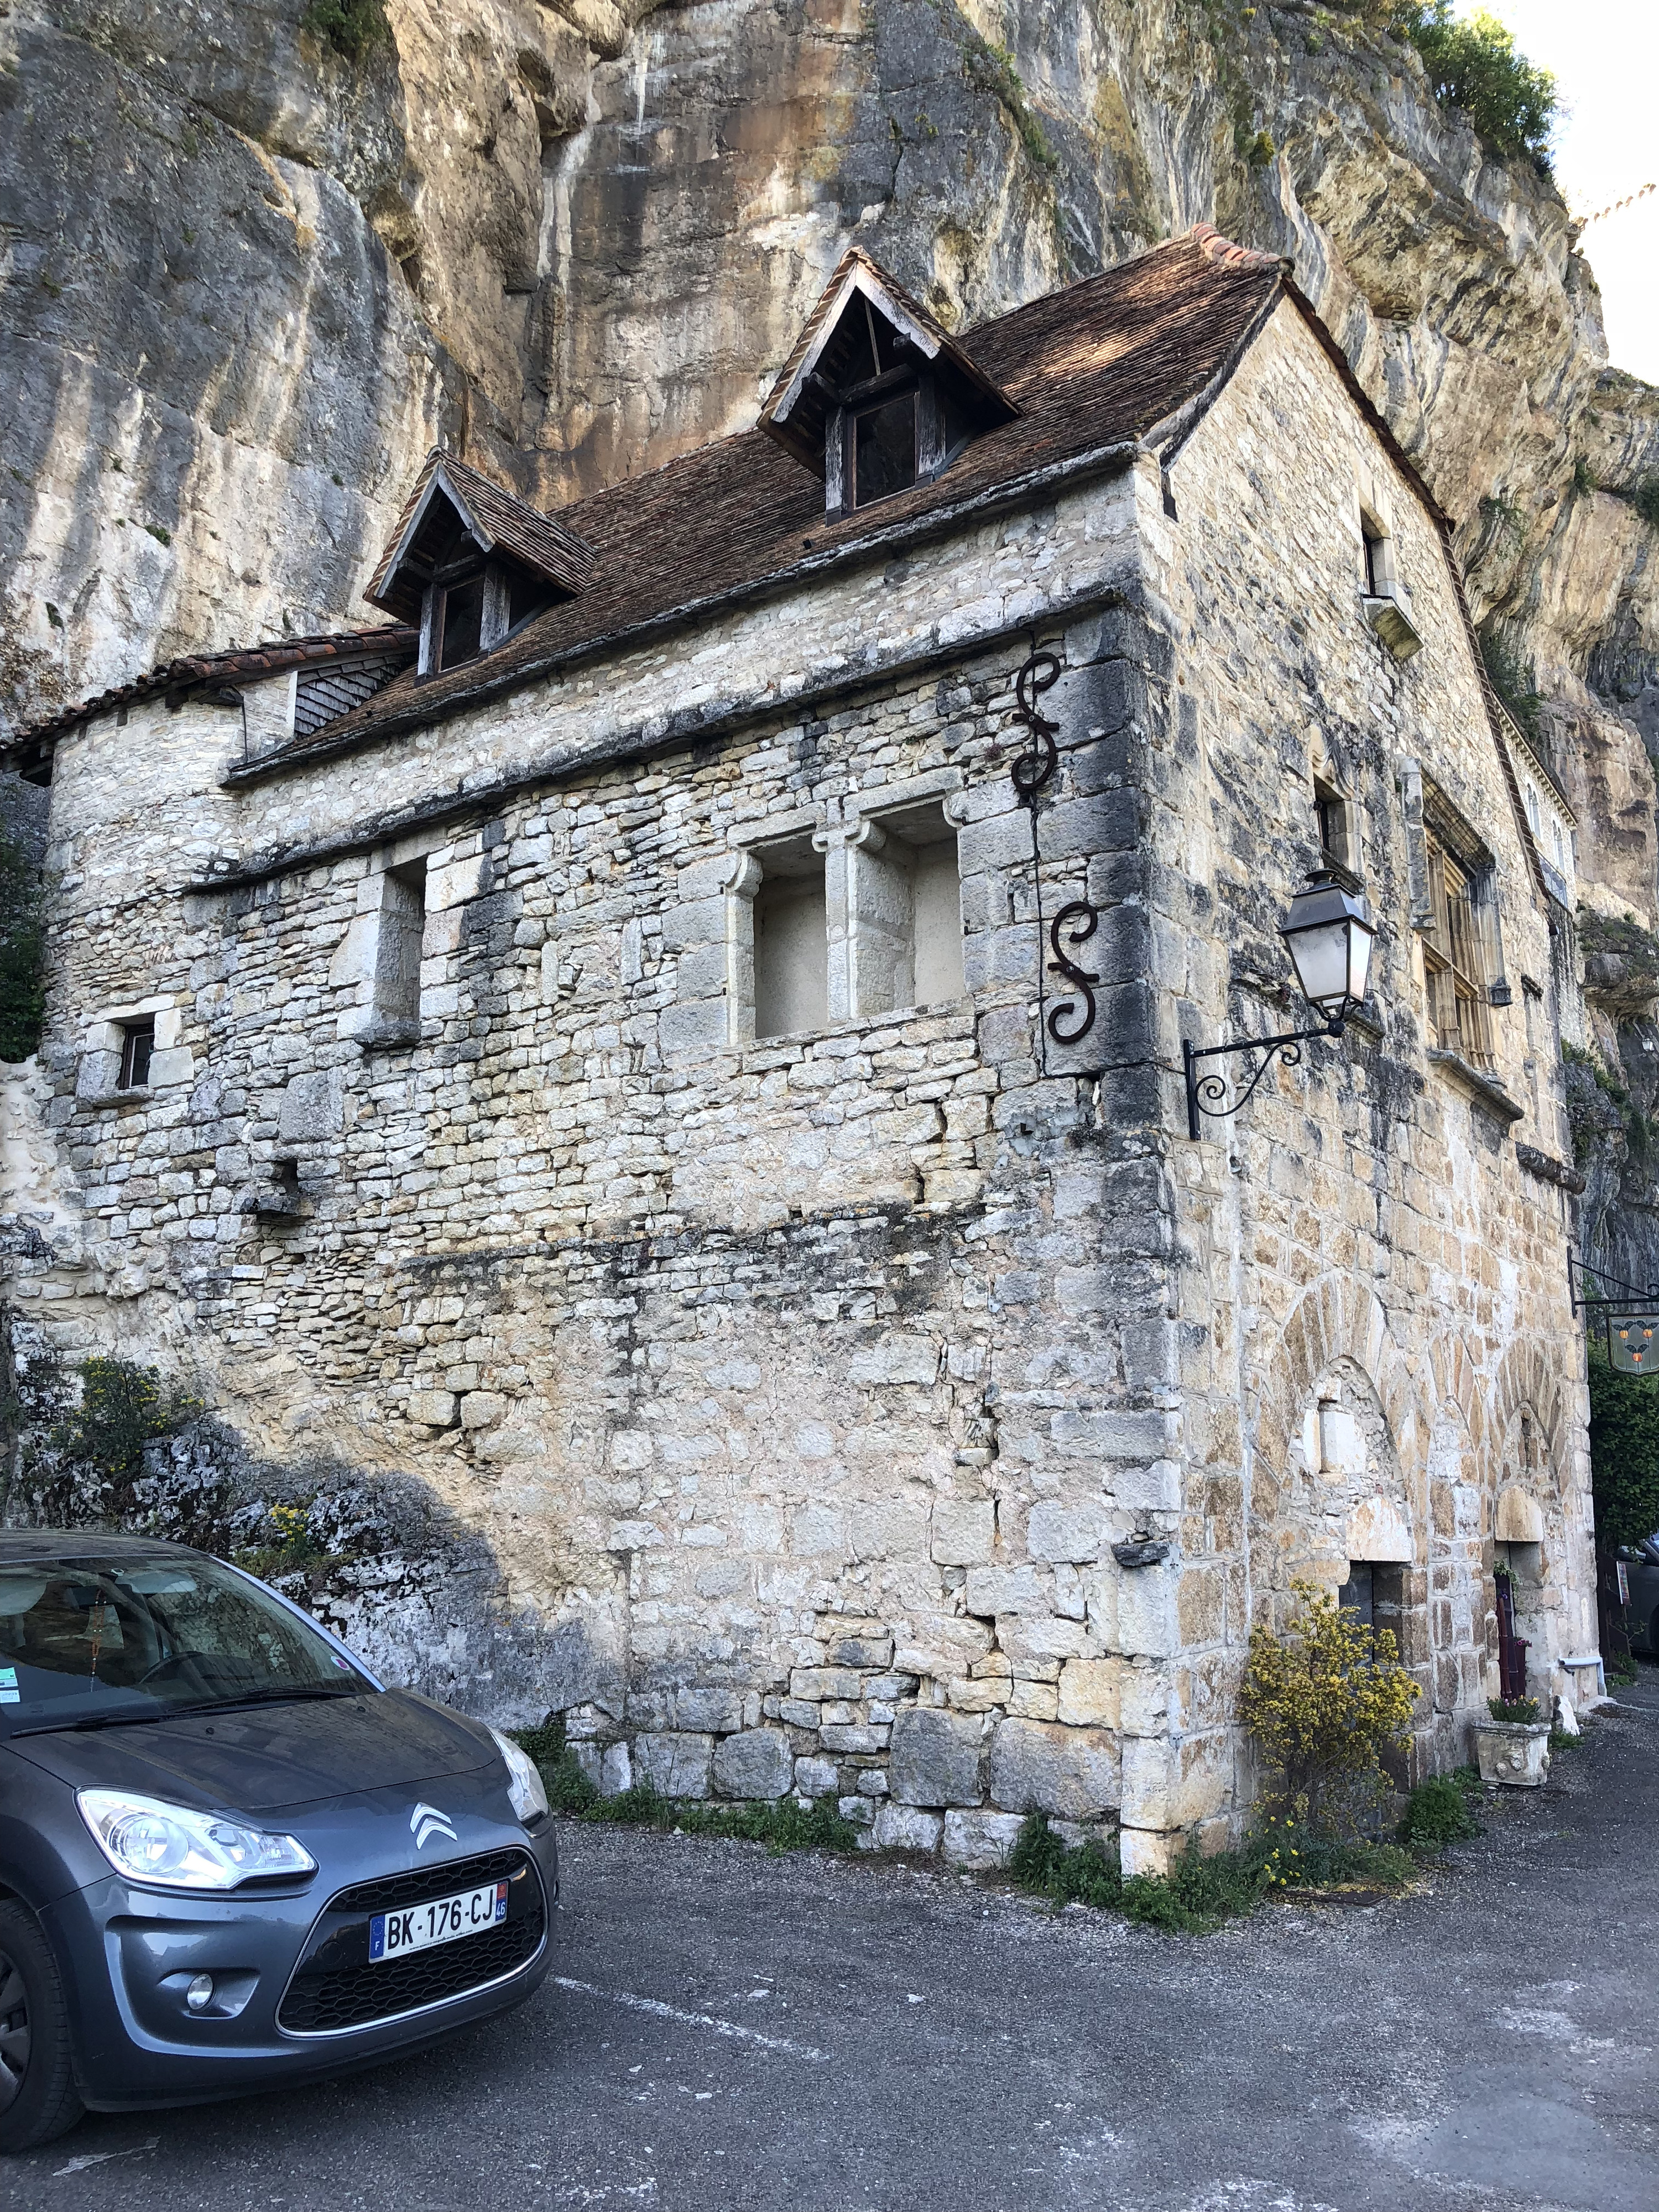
left=1239, top=1578, right=1420, bottom=1832
left=269, top=1503, right=311, bottom=1550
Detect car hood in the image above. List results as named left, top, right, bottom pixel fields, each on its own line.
left=7, top=1689, right=498, bottom=1814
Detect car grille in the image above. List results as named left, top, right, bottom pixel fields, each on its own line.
left=278, top=1847, right=545, bottom=2036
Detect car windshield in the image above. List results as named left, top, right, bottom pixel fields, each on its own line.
left=0, top=1551, right=370, bottom=1736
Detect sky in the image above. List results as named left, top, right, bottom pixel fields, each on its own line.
left=1483, top=0, right=1658, bottom=383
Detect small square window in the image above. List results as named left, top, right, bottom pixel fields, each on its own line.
left=118, top=1021, right=155, bottom=1091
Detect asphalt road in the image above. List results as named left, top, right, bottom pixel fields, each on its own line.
left=10, top=1676, right=1658, bottom=2212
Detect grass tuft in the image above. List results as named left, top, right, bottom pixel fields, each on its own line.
left=1008, top=1812, right=1413, bottom=1935
left=1397, top=1775, right=1480, bottom=1848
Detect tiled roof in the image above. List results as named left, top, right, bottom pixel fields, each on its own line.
left=5, top=627, right=418, bottom=758
left=363, top=451, right=597, bottom=623
left=263, top=229, right=1293, bottom=769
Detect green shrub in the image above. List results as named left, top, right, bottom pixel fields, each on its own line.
left=1479, top=629, right=1542, bottom=742
left=1398, top=1775, right=1480, bottom=1848
left=1009, top=1814, right=1412, bottom=1934
left=301, top=0, right=390, bottom=62
left=1009, top=1814, right=1123, bottom=1907
left=1634, top=480, right=1659, bottom=532
left=1587, top=1354, right=1659, bottom=1553
left=0, top=820, right=44, bottom=1063
left=1121, top=1843, right=1264, bottom=1932
left=1399, top=4, right=1557, bottom=166
left=958, top=33, right=1057, bottom=173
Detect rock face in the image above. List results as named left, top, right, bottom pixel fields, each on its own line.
left=3, top=0, right=1658, bottom=1225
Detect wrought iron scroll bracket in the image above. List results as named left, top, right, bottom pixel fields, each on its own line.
left=1183, top=1018, right=1347, bottom=1141
left=1009, top=647, right=1102, bottom=1070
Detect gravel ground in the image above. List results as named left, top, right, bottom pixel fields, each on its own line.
left=8, top=1673, right=1657, bottom=2211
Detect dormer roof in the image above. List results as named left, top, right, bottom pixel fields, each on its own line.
left=363, top=450, right=596, bottom=623
left=758, top=246, right=1018, bottom=474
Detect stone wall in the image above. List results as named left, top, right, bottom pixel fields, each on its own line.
left=1146, top=301, right=1595, bottom=1827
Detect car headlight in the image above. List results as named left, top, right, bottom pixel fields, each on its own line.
left=77, top=1790, right=317, bottom=1891
left=488, top=1727, right=549, bottom=1824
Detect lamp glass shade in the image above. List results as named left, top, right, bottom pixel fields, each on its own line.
left=1279, top=874, right=1375, bottom=1016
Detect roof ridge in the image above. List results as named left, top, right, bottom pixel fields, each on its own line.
left=1186, top=221, right=1289, bottom=273
left=5, top=625, right=418, bottom=750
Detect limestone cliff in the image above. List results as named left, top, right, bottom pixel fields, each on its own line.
left=4, top=0, right=1659, bottom=1251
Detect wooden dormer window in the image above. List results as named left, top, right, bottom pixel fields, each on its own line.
left=362, top=449, right=594, bottom=682
left=759, top=247, right=1018, bottom=521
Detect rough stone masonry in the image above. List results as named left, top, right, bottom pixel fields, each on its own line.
left=0, top=232, right=1599, bottom=1874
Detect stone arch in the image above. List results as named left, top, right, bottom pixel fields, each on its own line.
left=1489, top=1335, right=1593, bottom=1691
left=1491, top=1338, right=1571, bottom=1505
left=1251, top=1276, right=1424, bottom=1505
left=1427, top=1333, right=1490, bottom=1470
left=1246, top=1275, right=1428, bottom=1617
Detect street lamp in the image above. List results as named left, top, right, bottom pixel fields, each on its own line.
left=1185, top=872, right=1377, bottom=1137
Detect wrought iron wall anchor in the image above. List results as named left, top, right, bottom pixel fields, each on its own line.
left=1112, top=1537, right=1170, bottom=1569
left=1008, top=647, right=1102, bottom=1064
left=1183, top=1014, right=1347, bottom=1140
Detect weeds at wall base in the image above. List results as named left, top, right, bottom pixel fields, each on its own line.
left=514, top=1722, right=860, bottom=1856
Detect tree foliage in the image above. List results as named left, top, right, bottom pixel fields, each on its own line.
left=1586, top=1352, right=1659, bottom=1552
left=301, top=0, right=390, bottom=64
left=1239, top=1580, right=1420, bottom=1829
left=0, top=820, right=44, bottom=1062
left=1400, top=4, right=1557, bottom=167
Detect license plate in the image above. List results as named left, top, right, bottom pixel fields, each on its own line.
left=370, top=1880, right=507, bottom=1963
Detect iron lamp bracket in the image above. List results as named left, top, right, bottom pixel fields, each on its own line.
left=1182, top=1010, right=1352, bottom=1140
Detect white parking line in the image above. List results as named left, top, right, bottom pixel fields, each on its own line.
left=550, top=1976, right=828, bottom=2059
left=53, top=2137, right=158, bottom=2177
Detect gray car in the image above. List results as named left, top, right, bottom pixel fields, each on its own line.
left=0, top=1530, right=556, bottom=2151
left=1619, top=1532, right=1659, bottom=1655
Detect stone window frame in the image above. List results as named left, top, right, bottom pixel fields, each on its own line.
left=1410, top=779, right=1511, bottom=1070
left=1311, top=767, right=1361, bottom=888
left=118, top=1019, right=155, bottom=1092
left=1354, top=474, right=1423, bottom=661
left=333, top=827, right=487, bottom=1050
left=718, top=768, right=970, bottom=1047
left=75, top=995, right=191, bottom=1102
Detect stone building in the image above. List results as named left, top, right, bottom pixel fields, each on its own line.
left=1, top=229, right=1598, bottom=1871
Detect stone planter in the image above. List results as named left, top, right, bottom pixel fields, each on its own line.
left=1473, top=1719, right=1552, bottom=1788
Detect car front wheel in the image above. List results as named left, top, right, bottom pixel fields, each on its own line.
left=0, top=1903, right=84, bottom=2153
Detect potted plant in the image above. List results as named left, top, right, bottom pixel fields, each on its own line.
left=1472, top=1695, right=1552, bottom=1787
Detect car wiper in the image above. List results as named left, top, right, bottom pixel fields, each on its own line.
left=6, top=1683, right=362, bottom=1738
left=166, top=1684, right=362, bottom=1718
left=8, top=1705, right=171, bottom=1736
